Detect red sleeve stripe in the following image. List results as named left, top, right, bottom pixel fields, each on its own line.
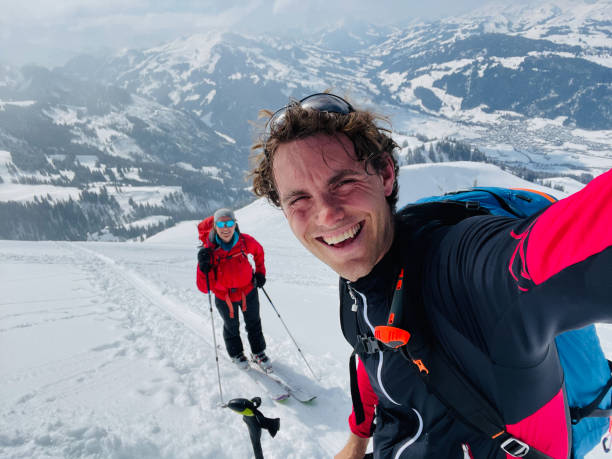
left=509, top=220, right=537, bottom=290
left=526, top=169, right=612, bottom=285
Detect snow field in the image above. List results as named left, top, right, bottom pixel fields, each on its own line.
left=0, top=235, right=350, bottom=458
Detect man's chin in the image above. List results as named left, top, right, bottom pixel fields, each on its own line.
left=329, top=260, right=372, bottom=282
left=311, top=247, right=367, bottom=280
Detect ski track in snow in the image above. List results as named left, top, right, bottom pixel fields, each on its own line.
left=0, top=240, right=350, bottom=458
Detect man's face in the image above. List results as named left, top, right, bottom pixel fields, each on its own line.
left=273, top=132, right=395, bottom=282
left=216, top=216, right=236, bottom=243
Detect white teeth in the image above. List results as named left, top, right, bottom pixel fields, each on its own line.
left=322, top=223, right=361, bottom=245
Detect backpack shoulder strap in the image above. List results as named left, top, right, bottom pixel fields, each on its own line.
left=239, top=234, right=249, bottom=256
left=340, top=277, right=370, bottom=426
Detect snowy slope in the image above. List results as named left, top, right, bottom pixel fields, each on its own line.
left=57, top=0, right=612, bottom=181
left=1, top=162, right=610, bottom=458
left=396, top=161, right=571, bottom=202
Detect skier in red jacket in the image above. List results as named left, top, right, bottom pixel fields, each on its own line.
left=196, top=208, right=270, bottom=370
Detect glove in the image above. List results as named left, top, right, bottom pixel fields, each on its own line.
left=254, top=272, right=266, bottom=288
left=198, top=247, right=213, bottom=274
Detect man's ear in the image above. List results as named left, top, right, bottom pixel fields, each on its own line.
left=380, top=153, right=395, bottom=197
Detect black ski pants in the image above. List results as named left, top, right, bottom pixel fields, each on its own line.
left=214, top=288, right=266, bottom=358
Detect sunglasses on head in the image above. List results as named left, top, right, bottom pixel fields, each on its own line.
left=215, top=220, right=235, bottom=229
left=266, top=93, right=355, bottom=134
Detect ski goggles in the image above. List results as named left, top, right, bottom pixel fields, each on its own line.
left=266, top=93, right=355, bottom=135
left=215, top=220, right=235, bottom=228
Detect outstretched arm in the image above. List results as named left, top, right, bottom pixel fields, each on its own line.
left=515, top=168, right=612, bottom=332
left=525, top=169, right=612, bottom=288
left=425, top=168, right=612, bottom=363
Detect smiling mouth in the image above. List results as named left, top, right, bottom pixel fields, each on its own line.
left=318, top=222, right=363, bottom=247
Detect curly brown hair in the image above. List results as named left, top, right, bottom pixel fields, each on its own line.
left=249, top=96, right=399, bottom=210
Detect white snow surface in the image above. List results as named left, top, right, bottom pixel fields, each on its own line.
left=0, top=184, right=82, bottom=203
left=397, top=161, right=571, bottom=202
left=0, top=100, right=36, bottom=110
left=0, top=151, right=83, bottom=202
left=124, top=216, right=173, bottom=230
left=1, top=162, right=610, bottom=458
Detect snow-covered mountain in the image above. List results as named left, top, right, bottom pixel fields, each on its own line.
left=374, top=1, right=611, bottom=128
left=2, top=162, right=610, bottom=458
left=1, top=0, right=610, bottom=240
left=0, top=65, right=252, bottom=240
left=62, top=1, right=611, bottom=176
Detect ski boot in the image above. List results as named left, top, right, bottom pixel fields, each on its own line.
left=252, top=352, right=272, bottom=372
left=232, top=352, right=249, bottom=370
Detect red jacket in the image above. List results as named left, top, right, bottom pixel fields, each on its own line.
left=196, top=232, right=266, bottom=304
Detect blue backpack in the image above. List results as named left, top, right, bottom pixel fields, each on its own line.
left=414, top=187, right=612, bottom=458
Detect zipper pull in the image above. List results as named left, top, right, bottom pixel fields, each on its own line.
left=347, top=282, right=358, bottom=312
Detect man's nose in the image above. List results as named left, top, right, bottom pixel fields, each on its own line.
left=316, top=193, right=344, bottom=226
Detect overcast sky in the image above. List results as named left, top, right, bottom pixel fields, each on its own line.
left=1, top=0, right=544, bottom=68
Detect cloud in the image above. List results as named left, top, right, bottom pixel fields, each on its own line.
left=272, top=0, right=298, bottom=14
left=0, top=0, right=262, bottom=66
left=0, top=0, right=549, bottom=67
left=1, top=0, right=146, bottom=26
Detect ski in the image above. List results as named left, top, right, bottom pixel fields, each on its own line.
left=244, top=365, right=290, bottom=402
left=255, top=364, right=317, bottom=404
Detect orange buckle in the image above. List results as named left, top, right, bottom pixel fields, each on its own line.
left=412, top=359, right=429, bottom=374
left=374, top=326, right=411, bottom=349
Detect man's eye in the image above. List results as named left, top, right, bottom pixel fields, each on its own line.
left=290, top=196, right=308, bottom=206
left=337, top=179, right=357, bottom=188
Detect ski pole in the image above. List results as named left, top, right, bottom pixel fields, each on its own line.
left=206, top=273, right=225, bottom=406
left=261, top=286, right=318, bottom=380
